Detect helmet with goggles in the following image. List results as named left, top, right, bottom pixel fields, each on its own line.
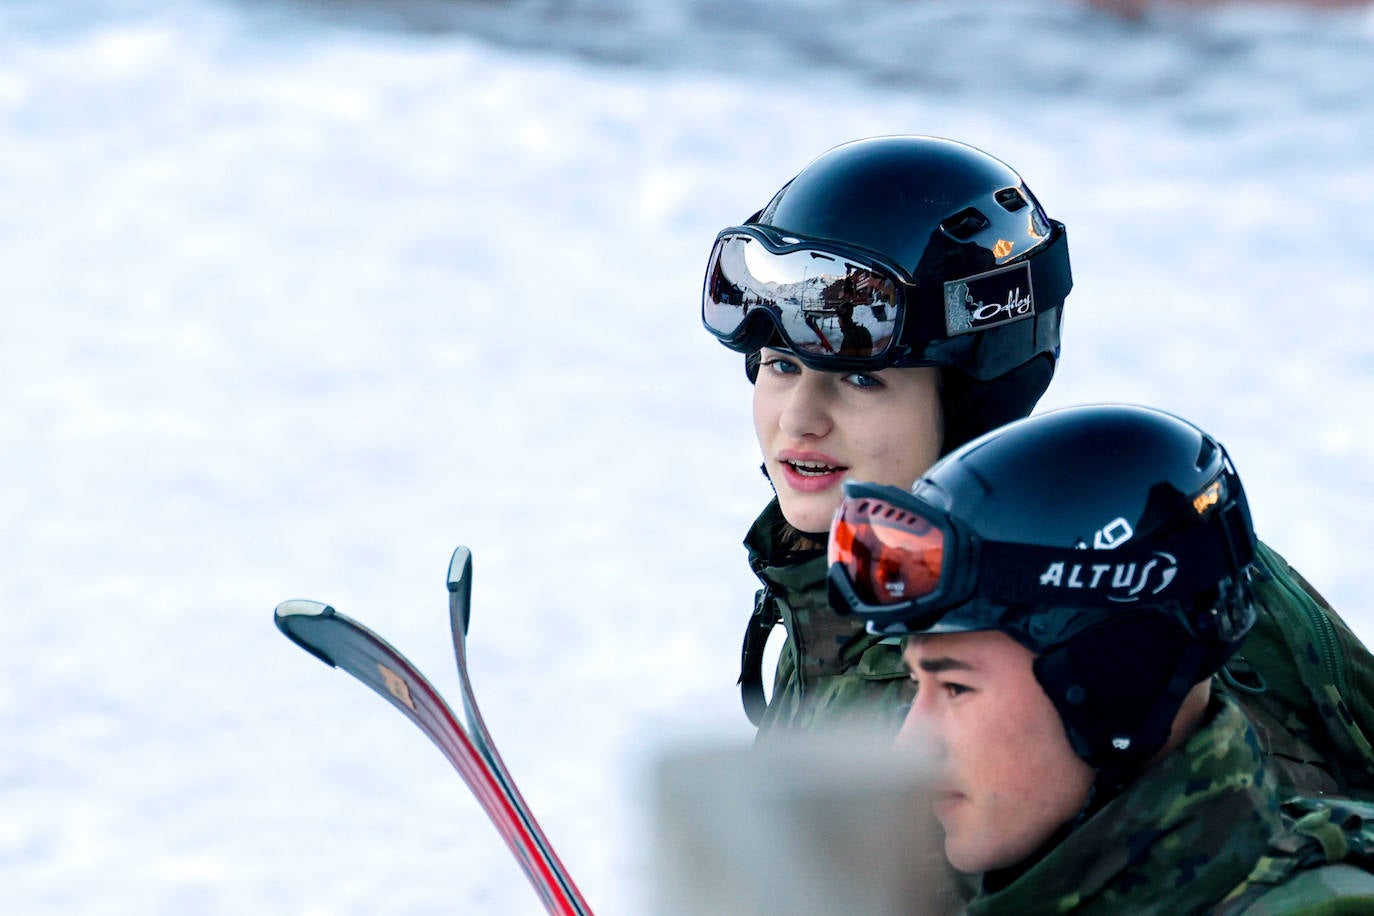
left=827, top=404, right=1258, bottom=770
left=702, top=136, right=1072, bottom=451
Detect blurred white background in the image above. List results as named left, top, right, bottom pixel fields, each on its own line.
left=2, top=0, right=1372, bottom=912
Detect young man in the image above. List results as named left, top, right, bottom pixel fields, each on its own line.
left=827, top=404, right=1374, bottom=912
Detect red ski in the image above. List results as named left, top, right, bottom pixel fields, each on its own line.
left=274, top=546, right=592, bottom=916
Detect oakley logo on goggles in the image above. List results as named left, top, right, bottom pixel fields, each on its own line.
left=703, top=227, right=908, bottom=365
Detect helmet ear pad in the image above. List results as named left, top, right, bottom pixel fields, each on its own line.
left=1030, top=610, right=1218, bottom=770
left=940, top=354, right=1055, bottom=455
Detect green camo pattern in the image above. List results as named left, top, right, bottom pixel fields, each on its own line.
left=743, top=501, right=913, bottom=739
left=963, top=699, right=1374, bottom=914
left=1230, top=866, right=1374, bottom=915
left=1218, top=795, right=1374, bottom=913
left=1219, top=542, right=1374, bottom=801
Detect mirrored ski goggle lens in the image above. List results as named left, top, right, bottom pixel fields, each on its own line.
left=829, top=497, right=945, bottom=606
left=703, top=234, right=901, bottom=359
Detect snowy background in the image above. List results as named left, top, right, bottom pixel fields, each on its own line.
left=3, top=0, right=1373, bottom=912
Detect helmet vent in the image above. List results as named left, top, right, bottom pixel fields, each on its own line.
left=1195, top=438, right=1218, bottom=470
left=995, top=188, right=1029, bottom=212
left=941, top=207, right=990, bottom=241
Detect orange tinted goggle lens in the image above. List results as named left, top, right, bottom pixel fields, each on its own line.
left=829, top=498, right=945, bottom=606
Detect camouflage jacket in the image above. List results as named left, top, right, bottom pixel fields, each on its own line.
left=742, top=500, right=914, bottom=738
left=740, top=500, right=1374, bottom=800
left=963, top=698, right=1374, bottom=915
left=1221, top=542, right=1374, bottom=800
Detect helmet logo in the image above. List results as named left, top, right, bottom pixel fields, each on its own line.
left=1037, top=551, right=1179, bottom=603
left=1093, top=517, right=1133, bottom=549
left=993, top=239, right=1014, bottom=260
left=944, top=262, right=1035, bottom=336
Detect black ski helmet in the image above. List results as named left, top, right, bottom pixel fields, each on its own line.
left=705, top=135, right=1072, bottom=453
left=828, top=404, right=1258, bottom=770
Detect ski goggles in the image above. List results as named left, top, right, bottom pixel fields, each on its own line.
left=827, top=481, right=969, bottom=633
left=702, top=226, right=913, bottom=367
left=702, top=223, right=1070, bottom=371
left=827, top=479, right=1255, bottom=637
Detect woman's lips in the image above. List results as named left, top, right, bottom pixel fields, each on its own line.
left=777, top=453, right=848, bottom=493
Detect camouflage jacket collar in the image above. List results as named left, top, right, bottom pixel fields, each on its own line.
left=743, top=498, right=827, bottom=590
left=967, top=697, right=1282, bottom=915
left=743, top=499, right=876, bottom=682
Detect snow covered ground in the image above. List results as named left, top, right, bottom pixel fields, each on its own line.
left=3, top=0, right=1373, bottom=912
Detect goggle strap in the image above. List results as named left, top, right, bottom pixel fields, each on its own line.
left=977, top=525, right=1240, bottom=608
left=1029, top=223, right=1072, bottom=311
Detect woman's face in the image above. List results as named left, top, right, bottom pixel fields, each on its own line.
left=752, top=348, right=943, bottom=534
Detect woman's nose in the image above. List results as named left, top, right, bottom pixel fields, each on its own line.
left=778, top=374, right=834, bottom=439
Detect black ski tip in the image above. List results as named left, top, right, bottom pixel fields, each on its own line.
left=445, top=546, right=472, bottom=593
left=276, top=599, right=336, bottom=620
left=446, top=546, right=474, bottom=637
left=274, top=600, right=341, bottom=668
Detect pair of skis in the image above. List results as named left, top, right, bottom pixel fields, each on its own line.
left=274, top=546, right=593, bottom=915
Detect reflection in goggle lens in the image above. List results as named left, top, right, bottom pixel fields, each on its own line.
left=830, top=498, right=945, bottom=606
left=704, top=234, right=901, bottom=360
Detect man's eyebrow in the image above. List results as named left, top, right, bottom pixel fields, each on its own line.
left=915, top=656, right=976, bottom=674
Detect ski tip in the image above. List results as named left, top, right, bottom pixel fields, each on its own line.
left=445, top=546, right=473, bottom=593
left=275, top=599, right=336, bottom=621
left=274, top=600, right=342, bottom=669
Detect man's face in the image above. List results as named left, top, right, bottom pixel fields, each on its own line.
left=898, top=630, right=1095, bottom=874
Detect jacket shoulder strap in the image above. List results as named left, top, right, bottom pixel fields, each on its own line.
left=739, top=587, right=781, bottom=726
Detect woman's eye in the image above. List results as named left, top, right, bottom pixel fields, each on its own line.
left=761, top=356, right=800, bottom=375
left=845, top=371, right=882, bottom=389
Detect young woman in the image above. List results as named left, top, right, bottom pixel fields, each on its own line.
left=703, top=135, right=1071, bottom=735
left=702, top=135, right=1374, bottom=799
